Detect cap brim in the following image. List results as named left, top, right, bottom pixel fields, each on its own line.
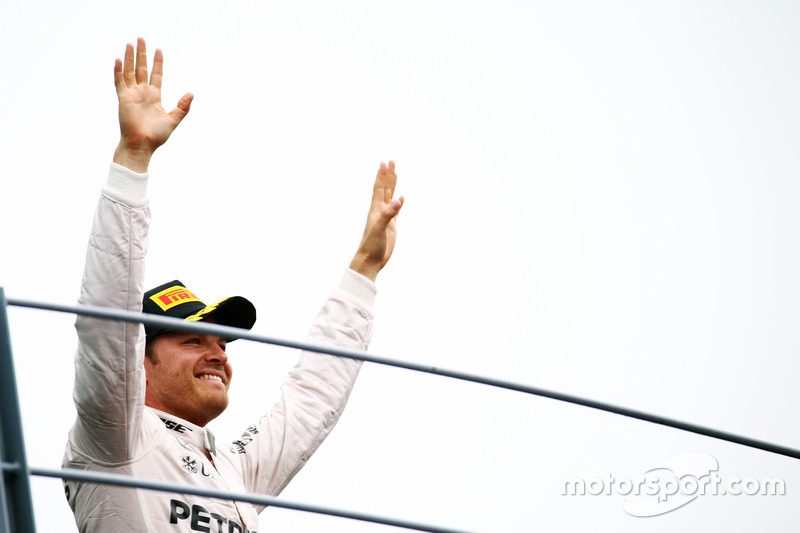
left=184, top=296, right=257, bottom=341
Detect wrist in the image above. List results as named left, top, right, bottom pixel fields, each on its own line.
left=348, top=254, right=381, bottom=282
left=113, top=143, right=154, bottom=173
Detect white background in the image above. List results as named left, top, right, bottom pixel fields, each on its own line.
left=1, top=1, right=799, bottom=531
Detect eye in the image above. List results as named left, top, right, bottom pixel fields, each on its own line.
left=183, top=337, right=201, bottom=345
left=218, top=342, right=227, bottom=352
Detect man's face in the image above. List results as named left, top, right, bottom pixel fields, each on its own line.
left=144, top=331, right=232, bottom=427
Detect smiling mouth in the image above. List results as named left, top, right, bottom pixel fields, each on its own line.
left=197, top=374, right=223, bottom=383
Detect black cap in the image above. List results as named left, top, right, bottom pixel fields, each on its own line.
left=142, top=280, right=256, bottom=341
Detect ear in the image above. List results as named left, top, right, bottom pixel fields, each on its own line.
left=143, top=354, right=155, bottom=385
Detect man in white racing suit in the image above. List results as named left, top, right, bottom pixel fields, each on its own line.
left=62, top=38, right=404, bottom=532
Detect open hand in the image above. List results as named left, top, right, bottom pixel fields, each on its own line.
left=113, top=38, right=193, bottom=172
left=349, top=161, right=404, bottom=282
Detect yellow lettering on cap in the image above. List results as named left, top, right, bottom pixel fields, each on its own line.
left=150, top=286, right=202, bottom=311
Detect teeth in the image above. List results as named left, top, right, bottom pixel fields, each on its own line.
left=199, top=374, right=222, bottom=382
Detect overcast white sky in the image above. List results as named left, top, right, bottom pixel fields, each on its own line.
left=2, top=1, right=800, bottom=531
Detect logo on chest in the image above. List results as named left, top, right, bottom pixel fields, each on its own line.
left=179, top=454, right=219, bottom=480
left=181, top=456, right=198, bottom=474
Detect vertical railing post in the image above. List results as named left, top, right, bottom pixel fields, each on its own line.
left=0, top=287, right=37, bottom=533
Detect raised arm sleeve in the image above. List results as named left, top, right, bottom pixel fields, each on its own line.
left=67, top=163, right=151, bottom=464
left=233, top=269, right=375, bottom=501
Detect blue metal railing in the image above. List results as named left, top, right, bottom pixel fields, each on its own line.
left=0, top=288, right=37, bottom=533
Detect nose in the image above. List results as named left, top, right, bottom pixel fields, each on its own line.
left=204, top=337, right=228, bottom=364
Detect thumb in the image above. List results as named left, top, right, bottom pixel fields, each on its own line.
left=381, top=196, right=404, bottom=220
left=169, top=92, right=194, bottom=123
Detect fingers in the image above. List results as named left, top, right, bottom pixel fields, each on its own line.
left=372, top=162, right=403, bottom=226
left=383, top=160, right=397, bottom=199
left=371, top=160, right=398, bottom=209
left=135, top=37, right=148, bottom=84
left=117, top=38, right=160, bottom=90
left=122, top=42, right=135, bottom=88
left=150, top=48, right=164, bottom=88
left=114, top=58, right=124, bottom=93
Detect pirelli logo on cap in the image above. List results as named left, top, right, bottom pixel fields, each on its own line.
left=150, top=286, right=202, bottom=311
